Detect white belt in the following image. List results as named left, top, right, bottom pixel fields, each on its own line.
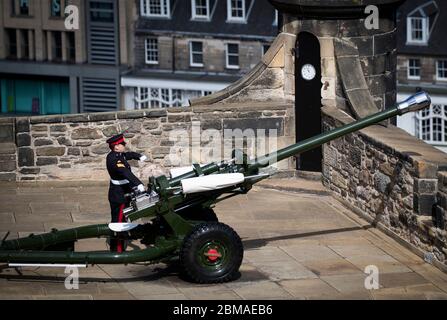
left=110, top=179, right=129, bottom=185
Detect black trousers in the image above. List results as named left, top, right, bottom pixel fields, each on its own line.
left=109, top=202, right=126, bottom=252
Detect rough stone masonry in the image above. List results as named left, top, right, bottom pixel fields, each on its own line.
left=322, top=106, right=447, bottom=270
left=8, top=103, right=292, bottom=182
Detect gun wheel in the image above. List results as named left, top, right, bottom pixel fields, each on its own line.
left=180, top=222, right=243, bottom=284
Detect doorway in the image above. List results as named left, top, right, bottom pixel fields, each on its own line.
left=295, top=32, right=322, bottom=172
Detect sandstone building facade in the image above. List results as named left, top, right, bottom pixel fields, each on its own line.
left=121, top=0, right=278, bottom=110
left=396, top=0, right=447, bottom=153
left=0, top=0, right=135, bottom=115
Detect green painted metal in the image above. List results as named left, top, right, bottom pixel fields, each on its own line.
left=163, top=211, right=194, bottom=237
left=167, top=91, right=433, bottom=181
left=249, top=107, right=398, bottom=173
left=0, top=240, right=179, bottom=264
left=198, top=240, right=228, bottom=270
left=1, top=224, right=112, bottom=251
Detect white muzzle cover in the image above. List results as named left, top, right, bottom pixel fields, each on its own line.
left=181, top=173, right=245, bottom=194
left=170, top=164, right=208, bottom=178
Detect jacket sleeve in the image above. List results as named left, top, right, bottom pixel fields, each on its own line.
left=112, top=157, right=143, bottom=186
left=116, top=166, right=143, bottom=187
left=124, top=152, right=142, bottom=161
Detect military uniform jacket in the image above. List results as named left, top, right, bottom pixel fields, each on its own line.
left=107, top=151, right=143, bottom=204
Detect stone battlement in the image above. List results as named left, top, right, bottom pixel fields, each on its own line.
left=322, top=106, right=447, bottom=270
left=0, top=102, right=293, bottom=182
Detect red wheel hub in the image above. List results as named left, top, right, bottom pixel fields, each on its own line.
left=204, top=248, right=221, bottom=262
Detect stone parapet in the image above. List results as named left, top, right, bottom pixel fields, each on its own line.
left=322, top=105, right=447, bottom=268
left=191, top=33, right=296, bottom=106
left=5, top=102, right=293, bottom=182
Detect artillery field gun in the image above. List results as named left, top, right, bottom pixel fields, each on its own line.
left=0, top=92, right=431, bottom=283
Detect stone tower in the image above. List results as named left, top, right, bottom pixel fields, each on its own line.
left=267, top=0, right=404, bottom=171
left=270, top=0, right=403, bottom=116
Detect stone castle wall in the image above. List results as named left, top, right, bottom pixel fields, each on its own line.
left=0, top=33, right=295, bottom=183
left=4, top=103, right=293, bottom=182
left=322, top=106, right=447, bottom=269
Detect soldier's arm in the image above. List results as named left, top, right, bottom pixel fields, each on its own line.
left=115, top=161, right=143, bottom=186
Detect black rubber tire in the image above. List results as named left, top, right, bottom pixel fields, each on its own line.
left=180, top=222, right=243, bottom=284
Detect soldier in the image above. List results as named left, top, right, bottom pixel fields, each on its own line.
left=106, top=133, right=147, bottom=252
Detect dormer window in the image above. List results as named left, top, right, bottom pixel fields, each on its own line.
left=407, top=17, right=428, bottom=45
left=192, top=0, right=210, bottom=20
left=406, top=1, right=439, bottom=45
left=227, top=0, right=246, bottom=23
left=141, top=0, right=170, bottom=18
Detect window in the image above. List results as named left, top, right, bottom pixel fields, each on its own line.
left=7, top=29, right=17, bottom=59
left=11, top=0, right=16, bottom=15
left=437, top=60, right=447, bottom=81
left=145, top=38, right=158, bottom=64
left=190, top=41, right=204, bottom=67
left=90, top=1, right=114, bottom=23
left=52, top=31, right=63, bottom=61
left=135, top=87, right=213, bottom=109
left=408, top=59, right=421, bottom=80
left=192, top=0, right=210, bottom=20
left=51, top=0, right=62, bottom=17
left=141, top=0, right=170, bottom=18
left=416, top=104, right=447, bottom=145
left=19, top=0, right=29, bottom=15
left=226, top=43, right=239, bottom=69
left=407, top=17, right=428, bottom=44
left=227, top=0, right=245, bottom=22
left=273, top=9, right=278, bottom=26
left=20, top=29, right=29, bottom=59
left=67, top=32, right=75, bottom=62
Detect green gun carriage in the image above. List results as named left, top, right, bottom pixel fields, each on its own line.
left=0, top=92, right=432, bottom=283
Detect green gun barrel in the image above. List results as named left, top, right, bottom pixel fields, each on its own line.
left=167, top=92, right=431, bottom=181
left=249, top=91, right=431, bottom=171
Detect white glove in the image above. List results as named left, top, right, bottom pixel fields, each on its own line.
left=139, top=155, right=147, bottom=162
left=137, top=184, right=145, bottom=192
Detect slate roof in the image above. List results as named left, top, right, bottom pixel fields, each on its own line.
left=136, top=0, right=278, bottom=39
left=397, top=0, right=447, bottom=56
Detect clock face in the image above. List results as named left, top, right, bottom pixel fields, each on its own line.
left=301, top=64, right=316, bottom=81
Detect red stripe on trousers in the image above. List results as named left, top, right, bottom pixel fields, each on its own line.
left=117, top=204, right=125, bottom=253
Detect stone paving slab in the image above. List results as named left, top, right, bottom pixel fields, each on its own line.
left=345, top=255, right=413, bottom=274
left=0, top=204, right=31, bottom=214
left=319, top=273, right=375, bottom=294
left=15, top=212, right=73, bottom=224
left=0, top=181, right=447, bottom=300
left=0, top=212, right=15, bottom=224
left=279, top=278, right=340, bottom=299
left=0, top=222, right=45, bottom=232
left=299, top=258, right=363, bottom=277
left=227, top=280, right=293, bottom=299
left=249, top=259, right=319, bottom=281
left=30, top=202, right=80, bottom=214
left=379, top=272, right=430, bottom=288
